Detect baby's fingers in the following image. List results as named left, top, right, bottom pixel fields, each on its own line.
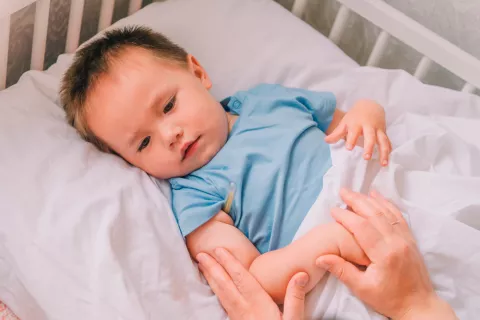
left=325, top=122, right=347, bottom=144
left=363, top=127, right=376, bottom=160
left=345, top=126, right=361, bottom=150
left=377, top=130, right=391, bottom=166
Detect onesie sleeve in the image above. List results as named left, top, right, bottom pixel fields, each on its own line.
left=246, top=84, right=337, bottom=133
left=170, top=176, right=225, bottom=238
left=283, top=86, right=337, bottom=133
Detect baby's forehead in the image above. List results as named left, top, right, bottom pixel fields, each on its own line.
left=88, top=46, right=186, bottom=107
left=87, top=48, right=168, bottom=101
left=95, top=49, right=160, bottom=87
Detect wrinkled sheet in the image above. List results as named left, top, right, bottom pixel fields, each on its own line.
left=0, top=301, right=19, bottom=320
left=2, top=58, right=479, bottom=318
left=1, top=0, right=358, bottom=318
left=294, top=68, right=480, bottom=319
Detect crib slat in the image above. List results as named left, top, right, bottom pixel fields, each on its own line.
left=31, top=0, right=51, bottom=70
left=0, top=16, right=10, bottom=90
left=329, top=5, right=351, bottom=45
left=291, top=0, right=309, bottom=18
left=366, top=30, right=390, bottom=67
left=98, top=0, right=116, bottom=32
left=413, top=56, right=433, bottom=80
left=66, top=0, right=85, bottom=53
left=462, top=83, right=476, bottom=94
left=128, top=0, right=142, bottom=15
left=335, top=0, right=480, bottom=92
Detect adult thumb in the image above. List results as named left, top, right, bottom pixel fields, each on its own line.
left=283, top=272, right=309, bottom=320
left=316, top=255, right=362, bottom=288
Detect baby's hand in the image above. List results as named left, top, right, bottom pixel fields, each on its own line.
left=325, top=100, right=391, bottom=166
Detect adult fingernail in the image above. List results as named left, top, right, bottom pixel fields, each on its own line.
left=316, top=259, right=329, bottom=269
left=296, top=274, right=309, bottom=287
left=214, top=248, right=227, bottom=260
left=196, top=253, right=207, bottom=264
left=346, top=143, right=353, bottom=150
left=340, top=188, right=351, bottom=196
left=364, top=153, right=371, bottom=159
left=382, top=160, right=388, bottom=166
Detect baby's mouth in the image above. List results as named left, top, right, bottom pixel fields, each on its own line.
left=181, top=137, right=200, bottom=161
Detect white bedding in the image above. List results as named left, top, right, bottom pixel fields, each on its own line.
left=0, top=0, right=356, bottom=318
left=1, top=0, right=480, bottom=319
left=295, top=68, right=480, bottom=319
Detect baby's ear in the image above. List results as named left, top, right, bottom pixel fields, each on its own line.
left=187, top=54, right=212, bottom=89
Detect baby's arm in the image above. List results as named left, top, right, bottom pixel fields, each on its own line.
left=249, top=221, right=369, bottom=303
left=188, top=211, right=369, bottom=304
left=187, top=210, right=260, bottom=270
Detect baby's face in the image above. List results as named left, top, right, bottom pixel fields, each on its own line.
left=85, top=47, right=229, bottom=179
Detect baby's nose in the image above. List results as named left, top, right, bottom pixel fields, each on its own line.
left=167, top=126, right=183, bottom=148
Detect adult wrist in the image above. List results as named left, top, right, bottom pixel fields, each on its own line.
left=395, top=295, right=457, bottom=320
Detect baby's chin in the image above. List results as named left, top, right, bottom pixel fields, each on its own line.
left=178, top=153, right=217, bottom=177
left=151, top=143, right=223, bottom=179
left=150, top=160, right=208, bottom=180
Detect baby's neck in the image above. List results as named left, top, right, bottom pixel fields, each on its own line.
left=226, top=112, right=238, bottom=133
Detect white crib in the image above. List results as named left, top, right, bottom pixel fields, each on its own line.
left=1, top=0, right=480, bottom=93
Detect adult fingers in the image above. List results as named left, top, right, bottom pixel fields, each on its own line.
left=376, top=130, right=391, bottom=166
left=340, top=188, right=394, bottom=237
left=316, top=255, right=364, bottom=290
left=346, top=126, right=361, bottom=150
left=212, top=248, right=266, bottom=297
left=369, top=190, right=406, bottom=222
left=365, top=197, right=398, bottom=226
left=363, top=127, right=376, bottom=160
left=197, top=252, right=247, bottom=313
left=325, top=122, right=347, bottom=144
left=370, top=191, right=415, bottom=242
left=283, top=272, right=309, bottom=320
left=331, top=207, right=386, bottom=261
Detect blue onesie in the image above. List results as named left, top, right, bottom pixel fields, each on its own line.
left=169, top=84, right=336, bottom=254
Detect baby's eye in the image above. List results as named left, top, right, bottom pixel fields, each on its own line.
left=164, top=95, right=176, bottom=114
left=138, top=136, right=150, bottom=152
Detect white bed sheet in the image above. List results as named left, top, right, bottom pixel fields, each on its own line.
left=1, top=0, right=479, bottom=319
left=294, top=67, right=480, bottom=319
left=0, top=0, right=357, bottom=318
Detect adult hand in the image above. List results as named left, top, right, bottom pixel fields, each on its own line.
left=316, top=188, right=457, bottom=320
left=197, top=248, right=309, bottom=320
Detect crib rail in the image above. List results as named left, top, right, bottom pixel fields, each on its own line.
left=31, top=0, right=50, bottom=71
left=293, top=0, right=480, bottom=93
left=0, top=0, right=143, bottom=90
left=0, top=15, right=9, bottom=90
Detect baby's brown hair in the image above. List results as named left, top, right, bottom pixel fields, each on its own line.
left=60, top=25, right=188, bottom=152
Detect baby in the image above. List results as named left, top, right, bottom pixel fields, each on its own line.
left=60, top=26, right=391, bottom=303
